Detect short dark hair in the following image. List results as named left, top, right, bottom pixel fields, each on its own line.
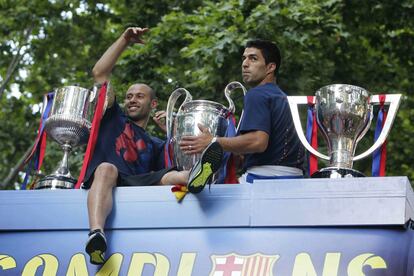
left=245, top=39, right=281, bottom=76
left=129, top=83, right=157, bottom=100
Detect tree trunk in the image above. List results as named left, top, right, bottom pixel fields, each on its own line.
left=0, top=142, right=34, bottom=189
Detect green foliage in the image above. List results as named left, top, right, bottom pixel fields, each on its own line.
left=1, top=0, right=413, bottom=188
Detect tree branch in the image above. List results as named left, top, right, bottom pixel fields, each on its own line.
left=0, top=141, right=34, bottom=189
left=0, top=26, right=33, bottom=98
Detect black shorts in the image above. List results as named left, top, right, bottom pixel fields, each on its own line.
left=119, top=168, right=175, bottom=186
left=82, top=167, right=175, bottom=189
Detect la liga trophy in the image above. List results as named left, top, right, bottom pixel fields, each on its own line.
left=288, top=84, right=401, bottom=178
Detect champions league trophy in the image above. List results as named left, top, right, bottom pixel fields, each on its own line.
left=288, top=84, right=401, bottom=178
left=166, top=81, right=246, bottom=170
left=34, top=85, right=99, bottom=189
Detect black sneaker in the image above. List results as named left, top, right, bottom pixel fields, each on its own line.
left=187, top=141, right=223, bottom=193
left=85, top=229, right=107, bottom=265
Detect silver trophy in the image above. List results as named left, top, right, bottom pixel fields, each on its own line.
left=288, top=84, right=401, bottom=178
left=34, top=85, right=99, bottom=189
left=166, top=81, right=246, bottom=170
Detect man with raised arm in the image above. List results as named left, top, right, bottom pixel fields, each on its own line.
left=83, top=27, right=223, bottom=265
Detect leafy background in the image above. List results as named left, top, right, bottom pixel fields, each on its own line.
left=0, top=0, right=413, bottom=189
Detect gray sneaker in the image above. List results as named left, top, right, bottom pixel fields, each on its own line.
left=187, top=141, right=223, bottom=193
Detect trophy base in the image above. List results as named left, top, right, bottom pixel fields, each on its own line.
left=311, top=167, right=365, bottom=178
left=34, top=175, right=76, bottom=189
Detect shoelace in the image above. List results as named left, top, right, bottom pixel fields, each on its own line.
left=88, top=229, right=103, bottom=237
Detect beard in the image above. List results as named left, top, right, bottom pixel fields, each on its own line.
left=243, top=76, right=259, bottom=87
left=127, top=112, right=148, bottom=122
left=126, top=105, right=151, bottom=122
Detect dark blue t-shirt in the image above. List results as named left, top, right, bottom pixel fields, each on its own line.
left=239, top=83, right=304, bottom=171
left=84, top=101, right=165, bottom=182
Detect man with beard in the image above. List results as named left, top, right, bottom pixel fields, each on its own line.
left=83, top=27, right=223, bottom=265
left=180, top=39, right=304, bottom=185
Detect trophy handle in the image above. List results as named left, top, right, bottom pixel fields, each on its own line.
left=224, top=81, right=247, bottom=131
left=89, top=82, right=112, bottom=115
left=89, top=85, right=98, bottom=104
left=287, top=96, right=330, bottom=160
left=355, top=105, right=373, bottom=144
left=166, top=88, right=192, bottom=139
left=353, top=94, right=401, bottom=161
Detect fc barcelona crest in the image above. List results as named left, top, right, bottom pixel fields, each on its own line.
left=209, top=253, right=279, bottom=276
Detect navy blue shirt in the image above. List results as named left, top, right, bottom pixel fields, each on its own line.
left=84, top=101, right=165, bottom=183
left=239, top=83, right=304, bottom=171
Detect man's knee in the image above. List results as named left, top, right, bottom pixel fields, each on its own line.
left=94, top=163, right=118, bottom=183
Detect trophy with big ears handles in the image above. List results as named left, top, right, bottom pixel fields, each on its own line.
left=166, top=81, right=246, bottom=171
left=287, top=84, right=401, bottom=178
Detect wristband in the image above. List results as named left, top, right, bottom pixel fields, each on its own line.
left=211, top=136, right=217, bottom=143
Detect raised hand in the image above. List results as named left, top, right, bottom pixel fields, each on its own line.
left=92, top=27, right=150, bottom=84
left=123, top=27, right=149, bottom=44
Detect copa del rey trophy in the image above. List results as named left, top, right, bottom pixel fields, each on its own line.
left=166, top=82, right=246, bottom=170
left=288, top=84, right=401, bottom=178
left=34, top=85, right=99, bottom=189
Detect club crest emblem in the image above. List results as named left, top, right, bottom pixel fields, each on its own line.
left=209, top=253, right=279, bottom=276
